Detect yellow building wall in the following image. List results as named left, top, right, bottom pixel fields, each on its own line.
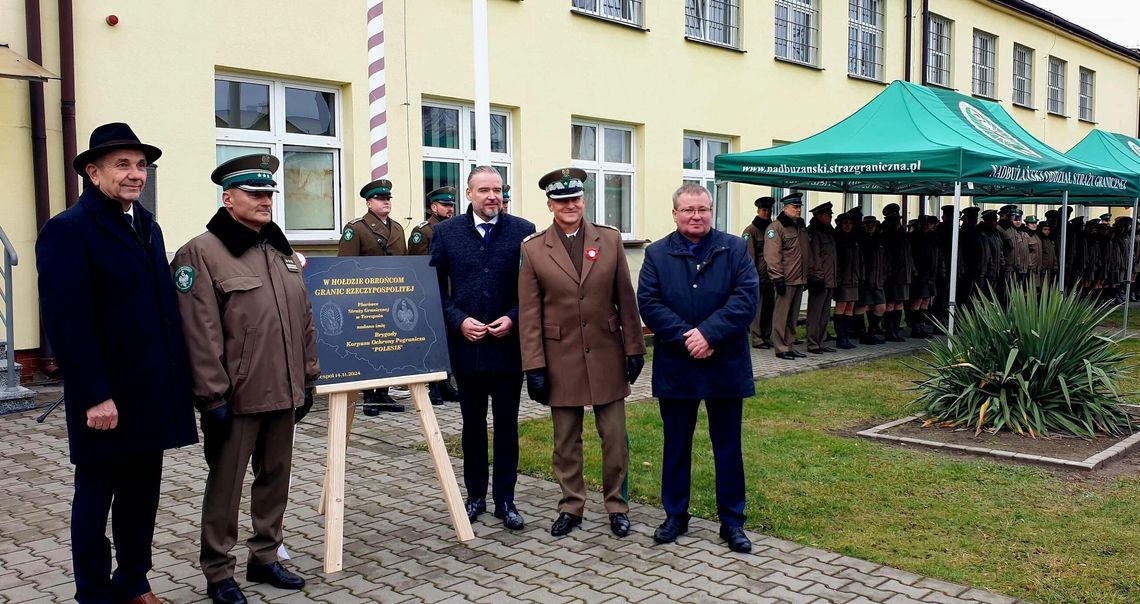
left=2, top=0, right=1138, bottom=351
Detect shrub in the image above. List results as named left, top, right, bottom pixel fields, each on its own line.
left=913, top=280, right=1134, bottom=437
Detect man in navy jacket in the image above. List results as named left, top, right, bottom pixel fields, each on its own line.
left=430, top=166, right=536, bottom=530
left=637, top=183, right=758, bottom=554
left=37, top=123, right=197, bottom=603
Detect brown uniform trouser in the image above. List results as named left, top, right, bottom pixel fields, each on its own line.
left=772, top=285, right=805, bottom=353
left=200, top=409, right=294, bottom=583
left=806, top=287, right=834, bottom=350
left=551, top=400, right=628, bottom=516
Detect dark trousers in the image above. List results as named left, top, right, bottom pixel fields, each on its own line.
left=806, top=287, right=834, bottom=349
left=200, top=409, right=294, bottom=583
left=456, top=371, right=522, bottom=505
left=72, top=451, right=163, bottom=604
left=750, top=281, right=776, bottom=345
left=658, top=398, right=745, bottom=527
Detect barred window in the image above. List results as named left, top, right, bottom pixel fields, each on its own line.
left=1048, top=56, right=1066, bottom=115
left=571, top=0, right=643, bottom=27
left=685, top=0, right=741, bottom=49
left=972, top=30, right=997, bottom=98
left=848, top=0, right=884, bottom=81
left=1079, top=67, right=1095, bottom=122
left=1012, top=44, right=1034, bottom=108
left=775, top=0, right=819, bottom=66
left=926, top=14, right=952, bottom=87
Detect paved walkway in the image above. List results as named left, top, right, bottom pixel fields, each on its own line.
left=0, top=337, right=1030, bottom=603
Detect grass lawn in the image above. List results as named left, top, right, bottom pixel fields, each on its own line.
left=507, top=339, right=1140, bottom=604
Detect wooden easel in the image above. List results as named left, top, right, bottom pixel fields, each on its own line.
left=316, top=372, right=473, bottom=573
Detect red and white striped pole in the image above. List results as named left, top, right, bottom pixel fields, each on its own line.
left=367, top=0, right=388, bottom=180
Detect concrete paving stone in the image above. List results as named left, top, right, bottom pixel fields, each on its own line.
left=845, top=580, right=910, bottom=602
left=834, top=555, right=885, bottom=574
left=877, top=578, right=933, bottom=599
left=765, top=583, right=831, bottom=603
left=802, top=581, right=857, bottom=604
left=800, top=568, right=855, bottom=592
left=883, top=594, right=928, bottom=604
left=956, top=588, right=1020, bottom=604
left=718, top=585, right=785, bottom=603
left=603, top=565, right=661, bottom=588
left=598, top=578, right=658, bottom=603
left=872, top=566, right=928, bottom=585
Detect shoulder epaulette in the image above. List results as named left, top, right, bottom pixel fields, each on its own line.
left=347, top=218, right=363, bottom=225
left=522, top=229, right=546, bottom=244
left=595, top=223, right=620, bottom=232
left=416, top=220, right=430, bottom=229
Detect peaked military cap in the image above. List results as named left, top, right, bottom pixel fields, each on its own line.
left=781, top=192, right=804, bottom=206
left=211, top=153, right=280, bottom=192
left=810, top=201, right=833, bottom=215
left=907, top=219, right=920, bottom=228
left=1025, top=215, right=1038, bottom=224
left=360, top=179, right=393, bottom=199
left=1010, top=207, right=1024, bottom=217
left=882, top=203, right=901, bottom=218
left=847, top=205, right=864, bottom=218
left=539, top=167, right=588, bottom=199
left=755, top=196, right=775, bottom=210
left=1070, top=215, right=1085, bottom=225
left=981, top=209, right=999, bottom=220
left=940, top=204, right=955, bottom=214
left=924, top=214, right=941, bottom=224
left=427, top=185, right=456, bottom=205
left=1044, top=210, right=1060, bottom=221
left=74, top=122, right=163, bottom=176
left=1101, top=213, right=1113, bottom=222
left=999, top=204, right=1017, bottom=214
left=502, top=184, right=511, bottom=203
left=837, top=212, right=855, bottom=223
left=961, top=206, right=980, bottom=217
left=862, top=215, right=879, bottom=224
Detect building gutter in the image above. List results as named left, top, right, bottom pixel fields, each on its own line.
left=58, top=0, right=77, bottom=207
left=986, top=0, right=1140, bottom=65
left=904, top=0, right=913, bottom=82
left=25, top=0, right=57, bottom=372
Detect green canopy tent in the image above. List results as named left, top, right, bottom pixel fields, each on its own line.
left=714, top=80, right=1139, bottom=334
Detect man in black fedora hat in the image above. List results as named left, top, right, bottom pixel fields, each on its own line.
left=36, top=122, right=198, bottom=604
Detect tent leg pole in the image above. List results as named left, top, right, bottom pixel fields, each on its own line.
left=947, top=182, right=962, bottom=340
left=1059, top=192, right=1069, bottom=294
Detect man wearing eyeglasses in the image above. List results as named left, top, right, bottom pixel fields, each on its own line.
left=637, top=183, right=758, bottom=553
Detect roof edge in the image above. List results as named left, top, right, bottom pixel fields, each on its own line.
left=986, top=0, right=1140, bottom=64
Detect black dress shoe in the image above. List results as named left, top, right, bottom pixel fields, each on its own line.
left=719, top=525, right=753, bottom=553
left=609, top=513, right=630, bottom=537
left=775, top=352, right=796, bottom=360
left=793, top=338, right=804, bottom=345
left=362, top=404, right=380, bottom=416
left=206, top=578, right=247, bottom=604
left=465, top=498, right=487, bottom=522
left=439, top=379, right=460, bottom=401
left=808, top=348, right=824, bottom=354
left=653, top=514, right=690, bottom=544
left=790, top=350, right=807, bottom=358
left=819, top=346, right=837, bottom=353
left=428, top=383, right=444, bottom=406
left=493, top=501, right=525, bottom=530
left=550, top=512, right=582, bottom=536
left=247, top=562, right=304, bottom=590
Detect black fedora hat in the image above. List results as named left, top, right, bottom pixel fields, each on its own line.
left=73, top=122, right=162, bottom=176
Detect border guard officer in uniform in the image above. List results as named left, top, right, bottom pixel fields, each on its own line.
left=338, top=179, right=407, bottom=414
left=407, top=186, right=460, bottom=404
left=173, top=154, right=320, bottom=604
left=742, top=196, right=776, bottom=349
left=502, top=184, right=512, bottom=209
left=806, top=201, right=837, bottom=354
left=764, top=193, right=809, bottom=360
left=519, top=168, right=645, bottom=538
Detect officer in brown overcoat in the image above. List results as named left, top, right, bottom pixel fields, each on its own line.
left=764, top=193, right=809, bottom=360
left=172, top=154, right=321, bottom=604
left=806, top=202, right=837, bottom=354
left=518, top=167, right=646, bottom=538
left=338, top=179, right=407, bottom=413
left=742, top=196, right=776, bottom=349
left=407, top=186, right=456, bottom=255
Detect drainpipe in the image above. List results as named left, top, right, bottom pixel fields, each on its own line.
left=26, top=0, right=57, bottom=374
left=904, top=0, right=913, bottom=82
left=59, top=0, right=78, bottom=207
left=920, top=0, right=930, bottom=86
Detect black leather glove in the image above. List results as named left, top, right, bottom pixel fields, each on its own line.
left=295, top=387, right=314, bottom=424
left=808, top=277, right=825, bottom=293
left=525, top=369, right=550, bottom=406
left=773, top=280, right=787, bottom=297
left=625, top=355, right=645, bottom=385
left=201, top=403, right=232, bottom=441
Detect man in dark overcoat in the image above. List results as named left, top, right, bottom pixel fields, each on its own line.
left=36, top=122, right=198, bottom=604
left=518, top=167, right=645, bottom=538
left=430, top=165, right=536, bottom=530
left=637, top=183, right=758, bottom=554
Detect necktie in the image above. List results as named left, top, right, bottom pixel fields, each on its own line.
left=124, top=213, right=133, bottom=228
left=479, top=223, right=493, bottom=238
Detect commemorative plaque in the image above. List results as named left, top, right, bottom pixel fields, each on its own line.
left=302, top=255, right=471, bottom=573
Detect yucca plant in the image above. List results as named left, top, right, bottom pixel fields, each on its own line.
left=912, top=280, right=1134, bottom=438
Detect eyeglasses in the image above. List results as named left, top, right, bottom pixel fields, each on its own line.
left=676, top=207, right=713, bottom=216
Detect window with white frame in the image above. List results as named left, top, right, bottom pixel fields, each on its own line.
left=215, top=75, right=343, bottom=241
left=848, top=0, right=884, bottom=81
left=571, top=0, right=643, bottom=27
left=972, top=30, right=997, bottom=98
left=685, top=0, right=740, bottom=49
left=682, top=134, right=731, bottom=232
left=845, top=192, right=874, bottom=216
left=1079, top=67, right=1096, bottom=122
left=775, top=0, right=819, bottom=66
left=1048, top=56, right=1066, bottom=115
left=571, top=121, right=635, bottom=236
left=1012, top=44, right=1034, bottom=108
left=421, top=101, right=511, bottom=216
left=926, top=14, right=952, bottom=87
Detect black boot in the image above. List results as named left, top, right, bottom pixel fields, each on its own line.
left=885, top=311, right=905, bottom=342
left=374, top=387, right=405, bottom=413
left=866, top=314, right=886, bottom=344
left=851, top=313, right=867, bottom=341
left=438, top=377, right=460, bottom=401
left=835, top=315, right=856, bottom=350
left=908, top=308, right=923, bottom=338
left=428, top=382, right=444, bottom=406
left=860, top=315, right=877, bottom=345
